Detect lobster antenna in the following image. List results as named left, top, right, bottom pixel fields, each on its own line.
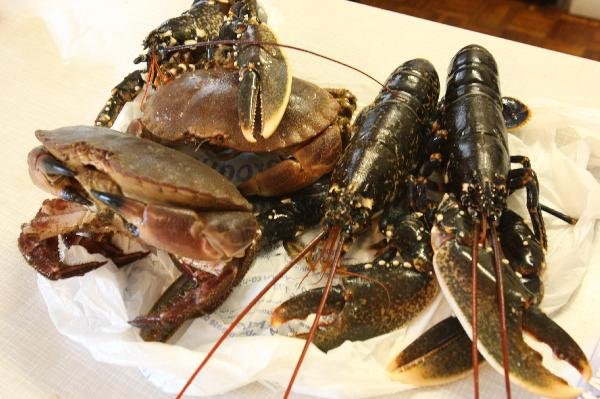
left=489, top=219, right=512, bottom=399
left=283, top=230, right=344, bottom=398
left=319, top=225, right=342, bottom=268
left=162, top=39, right=389, bottom=91
left=471, top=221, right=481, bottom=399
left=140, top=55, right=156, bottom=109
left=175, top=230, right=327, bottom=399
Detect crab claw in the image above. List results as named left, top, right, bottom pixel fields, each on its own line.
left=271, top=248, right=439, bottom=352
left=91, top=190, right=258, bottom=262
left=236, top=23, right=291, bottom=141
left=18, top=199, right=148, bottom=280
left=131, top=243, right=257, bottom=342
left=422, top=194, right=591, bottom=398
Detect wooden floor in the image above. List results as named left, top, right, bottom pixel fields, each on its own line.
left=355, top=0, right=600, bottom=61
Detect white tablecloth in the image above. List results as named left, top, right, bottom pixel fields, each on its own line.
left=1, top=1, right=599, bottom=398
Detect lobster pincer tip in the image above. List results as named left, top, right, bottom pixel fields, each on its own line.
left=271, top=286, right=345, bottom=328
left=386, top=317, right=479, bottom=386
left=433, top=230, right=590, bottom=398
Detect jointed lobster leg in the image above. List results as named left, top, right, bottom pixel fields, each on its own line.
left=95, top=70, right=145, bottom=128
left=507, top=155, right=546, bottom=248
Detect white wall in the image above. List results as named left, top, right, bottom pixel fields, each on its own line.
left=570, top=0, right=600, bottom=19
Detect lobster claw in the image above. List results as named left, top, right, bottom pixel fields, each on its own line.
left=271, top=248, right=439, bottom=352
left=390, top=194, right=591, bottom=398
left=387, top=317, right=481, bottom=386
left=236, top=23, right=291, bottom=142
left=388, top=310, right=591, bottom=398
left=220, top=0, right=291, bottom=142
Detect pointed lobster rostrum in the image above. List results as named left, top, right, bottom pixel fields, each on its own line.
left=388, top=194, right=591, bottom=398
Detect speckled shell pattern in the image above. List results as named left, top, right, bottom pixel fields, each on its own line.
left=443, top=44, right=510, bottom=220
left=324, top=58, right=440, bottom=234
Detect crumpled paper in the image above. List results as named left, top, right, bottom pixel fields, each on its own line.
left=27, top=0, right=600, bottom=397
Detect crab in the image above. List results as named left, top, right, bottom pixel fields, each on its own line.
left=19, top=126, right=341, bottom=341
left=126, top=68, right=356, bottom=197
left=20, top=126, right=261, bottom=338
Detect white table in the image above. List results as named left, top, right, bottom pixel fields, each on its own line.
left=1, top=1, right=599, bottom=398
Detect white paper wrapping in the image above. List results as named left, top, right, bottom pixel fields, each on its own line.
left=36, top=99, right=600, bottom=398
left=21, top=0, right=600, bottom=397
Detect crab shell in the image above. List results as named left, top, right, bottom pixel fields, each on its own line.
left=30, top=126, right=258, bottom=262
left=131, top=68, right=352, bottom=196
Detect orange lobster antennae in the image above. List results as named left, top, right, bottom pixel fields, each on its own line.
left=336, top=269, right=392, bottom=309
left=140, top=56, right=155, bottom=110
left=175, top=230, right=326, bottom=399
left=140, top=53, right=164, bottom=110
left=490, top=220, right=512, bottom=399
left=283, top=232, right=344, bottom=398
left=471, top=221, right=481, bottom=399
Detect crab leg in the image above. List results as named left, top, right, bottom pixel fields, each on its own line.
left=131, top=243, right=257, bottom=342
left=28, top=147, right=91, bottom=206
left=18, top=199, right=148, bottom=280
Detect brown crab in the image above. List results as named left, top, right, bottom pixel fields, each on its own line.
left=126, top=68, right=356, bottom=197
left=20, top=126, right=261, bottom=340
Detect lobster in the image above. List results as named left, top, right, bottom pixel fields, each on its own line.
left=95, top=0, right=291, bottom=142
left=174, top=58, right=442, bottom=398
left=387, top=44, right=591, bottom=398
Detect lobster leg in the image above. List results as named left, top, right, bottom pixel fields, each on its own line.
left=95, top=70, right=145, bottom=128
left=507, top=155, right=547, bottom=249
